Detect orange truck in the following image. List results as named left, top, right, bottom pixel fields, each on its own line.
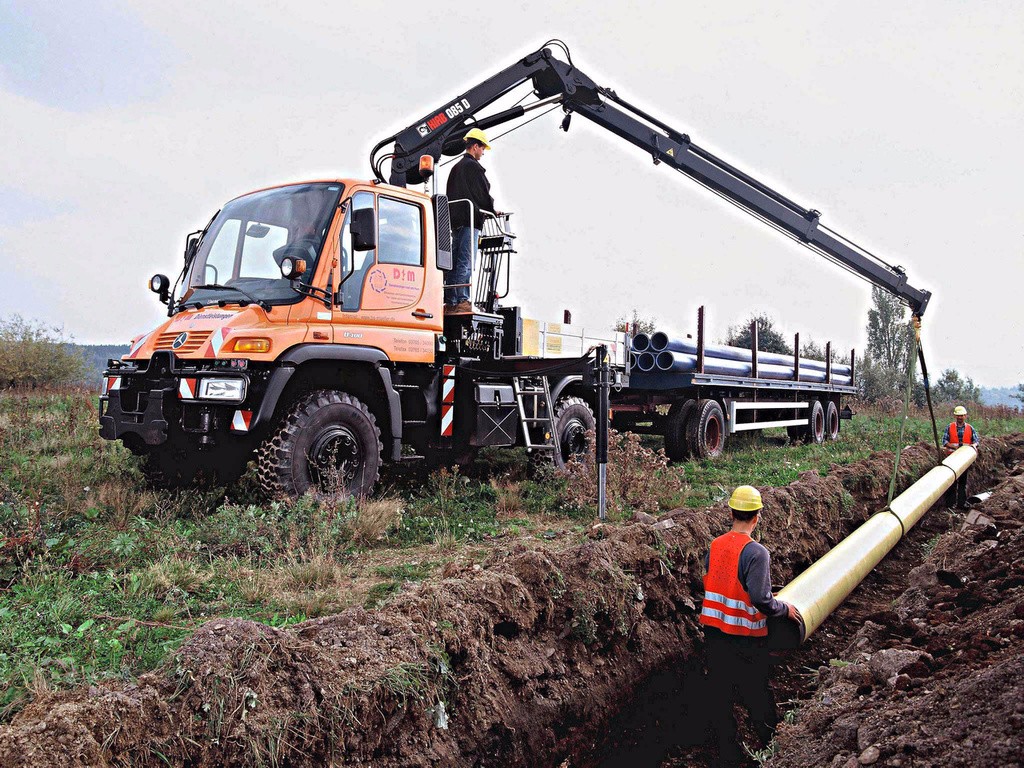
left=99, top=42, right=929, bottom=499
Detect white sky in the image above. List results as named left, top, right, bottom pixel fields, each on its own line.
left=1, top=0, right=1021, bottom=386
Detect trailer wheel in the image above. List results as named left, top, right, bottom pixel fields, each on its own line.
left=534, top=396, right=596, bottom=471
left=805, top=400, right=826, bottom=445
left=257, top=390, right=382, bottom=500
left=687, top=399, right=726, bottom=459
left=825, top=400, right=840, bottom=441
left=664, top=398, right=696, bottom=461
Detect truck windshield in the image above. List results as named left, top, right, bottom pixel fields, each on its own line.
left=182, top=183, right=343, bottom=307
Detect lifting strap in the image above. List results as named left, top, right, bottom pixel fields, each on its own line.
left=917, top=340, right=943, bottom=462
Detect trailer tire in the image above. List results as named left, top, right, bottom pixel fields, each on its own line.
left=687, top=399, right=726, bottom=459
left=534, top=396, right=596, bottom=471
left=257, top=390, right=382, bottom=500
left=805, top=400, right=826, bottom=445
left=664, top=398, right=696, bottom=461
left=825, top=400, right=840, bottom=441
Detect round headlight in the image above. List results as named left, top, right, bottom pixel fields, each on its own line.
left=149, top=274, right=170, bottom=293
left=280, top=257, right=306, bottom=280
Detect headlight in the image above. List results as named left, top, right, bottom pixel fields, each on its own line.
left=198, top=378, right=247, bottom=402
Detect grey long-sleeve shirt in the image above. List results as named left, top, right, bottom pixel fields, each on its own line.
left=704, top=540, right=789, bottom=619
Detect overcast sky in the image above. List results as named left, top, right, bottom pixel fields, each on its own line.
left=1, top=1, right=1021, bottom=386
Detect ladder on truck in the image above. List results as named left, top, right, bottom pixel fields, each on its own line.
left=513, top=376, right=556, bottom=454
left=474, top=212, right=516, bottom=314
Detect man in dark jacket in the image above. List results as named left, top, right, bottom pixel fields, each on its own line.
left=444, top=128, right=496, bottom=314
left=701, top=485, right=802, bottom=767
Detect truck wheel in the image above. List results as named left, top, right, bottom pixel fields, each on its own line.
left=687, top=399, right=726, bottom=459
left=538, top=396, right=595, bottom=471
left=257, top=390, right=382, bottom=500
left=825, top=400, right=840, bottom=441
left=805, top=400, right=826, bottom=445
left=664, top=398, right=696, bottom=461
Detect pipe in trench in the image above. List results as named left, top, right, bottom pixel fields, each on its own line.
left=767, top=445, right=978, bottom=648
left=967, top=490, right=992, bottom=505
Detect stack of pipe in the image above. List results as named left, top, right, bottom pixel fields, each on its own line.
left=630, top=331, right=853, bottom=385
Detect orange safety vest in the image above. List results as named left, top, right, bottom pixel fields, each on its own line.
left=700, top=531, right=768, bottom=637
left=946, top=422, right=974, bottom=447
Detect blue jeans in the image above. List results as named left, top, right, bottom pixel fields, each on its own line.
left=446, top=226, right=478, bottom=305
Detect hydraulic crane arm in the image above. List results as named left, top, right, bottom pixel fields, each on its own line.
left=371, top=41, right=931, bottom=316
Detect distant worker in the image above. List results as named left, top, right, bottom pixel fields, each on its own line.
left=445, top=128, right=498, bottom=314
left=700, top=485, right=802, bottom=768
left=943, top=405, right=979, bottom=510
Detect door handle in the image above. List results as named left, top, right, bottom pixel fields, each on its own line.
left=412, top=310, right=433, bottom=319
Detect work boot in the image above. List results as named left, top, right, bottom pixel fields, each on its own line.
left=450, top=301, right=474, bottom=314
left=443, top=303, right=459, bottom=315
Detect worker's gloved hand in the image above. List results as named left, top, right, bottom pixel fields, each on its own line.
left=786, top=603, right=802, bottom=624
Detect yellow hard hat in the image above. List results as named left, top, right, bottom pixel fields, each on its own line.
left=953, top=405, right=967, bottom=416
left=729, top=485, right=763, bottom=512
left=463, top=128, right=491, bottom=150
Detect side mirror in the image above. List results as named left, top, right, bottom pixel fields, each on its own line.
left=351, top=207, right=377, bottom=252
left=280, top=257, right=306, bottom=280
left=150, top=273, right=171, bottom=305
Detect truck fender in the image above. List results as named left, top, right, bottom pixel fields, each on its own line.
left=550, top=375, right=584, bottom=405
left=253, top=344, right=403, bottom=461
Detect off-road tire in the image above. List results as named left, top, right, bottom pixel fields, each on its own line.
left=533, top=396, right=596, bottom=472
left=257, top=390, right=382, bottom=500
left=825, top=400, right=840, bottom=441
left=805, top=399, right=826, bottom=445
left=686, top=399, right=726, bottom=459
left=664, top=398, right=696, bottom=462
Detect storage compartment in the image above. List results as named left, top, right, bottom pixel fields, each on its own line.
left=471, top=384, right=518, bottom=446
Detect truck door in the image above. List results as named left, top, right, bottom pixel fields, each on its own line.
left=335, top=190, right=441, bottom=362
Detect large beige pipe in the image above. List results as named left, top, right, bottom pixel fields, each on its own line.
left=769, top=445, right=977, bottom=647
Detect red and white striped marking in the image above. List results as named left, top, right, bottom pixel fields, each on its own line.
left=207, top=327, right=228, bottom=357
left=440, top=364, right=456, bottom=437
left=103, top=376, right=121, bottom=394
left=128, top=332, right=151, bottom=358
left=231, top=410, right=253, bottom=432
left=178, top=378, right=198, bottom=399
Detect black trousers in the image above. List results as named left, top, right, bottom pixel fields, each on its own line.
left=704, top=626, right=776, bottom=765
left=944, top=467, right=969, bottom=508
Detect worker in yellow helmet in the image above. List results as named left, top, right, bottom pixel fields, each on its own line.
left=444, top=128, right=499, bottom=314
left=942, top=405, right=979, bottom=510
left=700, top=485, right=801, bottom=767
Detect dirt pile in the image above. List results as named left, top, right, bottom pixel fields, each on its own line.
left=0, top=439, right=1017, bottom=767
left=768, top=438, right=1024, bottom=768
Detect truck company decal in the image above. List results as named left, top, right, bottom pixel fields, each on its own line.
left=231, top=410, right=253, bottom=432
left=440, top=365, right=455, bottom=437
left=178, top=378, right=198, bottom=400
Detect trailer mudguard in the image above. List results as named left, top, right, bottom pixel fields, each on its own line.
left=253, top=344, right=404, bottom=461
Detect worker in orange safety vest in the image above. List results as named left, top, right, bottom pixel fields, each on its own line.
left=943, top=405, right=979, bottom=510
left=700, top=485, right=802, bottom=767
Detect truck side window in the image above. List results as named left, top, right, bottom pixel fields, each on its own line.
left=377, top=197, right=423, bottom=267
left=339, top=192, right=375, bottom=311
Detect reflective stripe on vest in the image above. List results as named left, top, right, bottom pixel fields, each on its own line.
left=947, top=422, right=973, bottom=447
left=700, top=531, right=768, bottom=637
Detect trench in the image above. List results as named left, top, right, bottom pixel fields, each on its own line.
left=0, top=437, right=1020, bottom=767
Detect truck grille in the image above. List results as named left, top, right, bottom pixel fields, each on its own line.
left=154, top=331, right=212, bottom=354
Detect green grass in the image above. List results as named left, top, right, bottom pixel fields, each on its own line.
left=0, top=389, right=1021, bottom=719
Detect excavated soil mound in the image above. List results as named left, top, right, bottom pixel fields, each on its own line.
left=767, top=441, right=1024, bottom=768
left=0, top=438, right=1019, bottom=767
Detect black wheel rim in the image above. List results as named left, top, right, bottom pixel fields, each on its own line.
left=561, top=417, right=589, bottom=459
left=309, top=425, right=362, bottom=493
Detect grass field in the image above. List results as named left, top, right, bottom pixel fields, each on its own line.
left=1, top=389, right=1020, bottom=718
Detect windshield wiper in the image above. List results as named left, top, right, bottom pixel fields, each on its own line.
left=188, top=284, right=271, bottom=311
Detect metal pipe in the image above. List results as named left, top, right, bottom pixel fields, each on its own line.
left=648, top=331, right=851, bottom=374
left=769, top=445, right=978, bottom=647
left=651, top=351, right=852, bottom=384
left=631, top=333, right=651, bottom=353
